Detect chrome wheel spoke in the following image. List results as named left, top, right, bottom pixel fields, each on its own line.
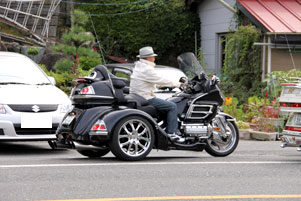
left=119, top=134, right=129, bottom=140
left=136, top=123, right=142, bottom=132
left=120, top=140, right=130, bottom=147
left=127, top=142, right=133, bottom=154
left=122, top=125, right=131, bottom=135
left=137, top=142, right=147, bottom=150
left=130, top=122, right=136, bottom=132
left=138, top=128, right=147, bottom=136
left=138, top=136, right=150, bottom=143
left=134, top=143, right=139, bottom=155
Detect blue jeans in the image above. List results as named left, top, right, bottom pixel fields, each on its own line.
left=148, top=97, right=178, bottom=134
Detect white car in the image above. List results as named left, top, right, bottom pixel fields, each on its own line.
left=0, top=51, right=71, bottom=144
left=105, top=63, right=187, bottom=99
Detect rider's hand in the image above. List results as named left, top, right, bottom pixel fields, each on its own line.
left=211, top=75, right=220, bottom=85
left=179, top=83, right=186, bottom=90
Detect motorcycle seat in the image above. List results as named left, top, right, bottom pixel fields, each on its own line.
left=125, top=93, right=157, bottom=117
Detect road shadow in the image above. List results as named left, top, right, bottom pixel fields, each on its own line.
left=58, top=155, right=204, bottom=163
left=0, top=141, right=69, bottom=156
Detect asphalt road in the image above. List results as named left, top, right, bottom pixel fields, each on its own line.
left=0, top=140, right=301, bottom=201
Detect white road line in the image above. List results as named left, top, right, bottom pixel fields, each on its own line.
left=1, top=161, right=301, bottom=168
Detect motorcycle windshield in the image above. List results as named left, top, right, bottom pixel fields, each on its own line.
left=177, top=52, right=206, bottom=80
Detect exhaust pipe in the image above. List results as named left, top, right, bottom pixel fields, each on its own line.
left=48, top=140, right=75, bottom=149
left=73, top=141, right=107, bottom=151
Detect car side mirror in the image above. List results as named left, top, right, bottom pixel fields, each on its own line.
left=179, top=77, right=187, bottom=83
left=48, top=76, right=56, bottom=85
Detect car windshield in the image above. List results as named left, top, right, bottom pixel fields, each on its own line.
left=0, top=55, right=51, bottom=85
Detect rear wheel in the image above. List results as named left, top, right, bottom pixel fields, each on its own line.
left=205, top=121, right=239, bottom=157
left=110, top=116, right=154, bottom=161
left=76, top=149, right=110, bottom=158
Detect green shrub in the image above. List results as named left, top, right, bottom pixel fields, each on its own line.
left=54, top=59, right=74, bottom=73
left=222, top=97, right=245, bottom=121
left=236, top=120, right=250, bottom=129
left=26, top=48, right=39, bottom=56
left=79, top=56, right=101, bottom=71
left=221, top=25, right=263, bottom=104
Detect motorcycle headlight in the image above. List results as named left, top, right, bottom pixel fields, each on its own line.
left=59, top=104, right=73, bottom=113
left=0, top=104, right=6, bottom=114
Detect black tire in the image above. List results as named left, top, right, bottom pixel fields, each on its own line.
left=110, top=116, right=154, bottom=161
left=76, top=149, right=110, bottom=158
left=205, top=121, right=239, bottom=157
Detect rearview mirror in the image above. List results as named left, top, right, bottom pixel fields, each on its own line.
left=179, top=77, right=187, bottom=83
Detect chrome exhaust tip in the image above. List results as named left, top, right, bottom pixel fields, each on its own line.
left=280, top=143, right=287, bottom=148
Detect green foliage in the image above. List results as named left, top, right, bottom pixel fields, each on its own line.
left=263, top=73, right=282, bottom=100
left=62, top=26, right=95, bottom=46
left=77, top=0, right=200, bottom=63
left=47, top=9, right=101, bottom=94
left=263, top=69, right=301, bottom=100
left=54, top=59, right=74, bottom=73
left=222, top=97, right=244, bottom=121
left=79, top=56, right=101, bottom=71
left=26, top=48, right=39, bottom=56
left=236, top=120, right=250, bottom=129
left=221, top=25, right=263, bottom=104
left=267, top=69, right=301, bottom=84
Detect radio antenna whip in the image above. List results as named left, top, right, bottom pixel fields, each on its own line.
left=89, top=12, right=106, bottom=64
left=285, top=34, right=297, bottom=71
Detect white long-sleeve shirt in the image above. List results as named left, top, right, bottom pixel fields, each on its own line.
left=130, top=59, right=180, bottom=100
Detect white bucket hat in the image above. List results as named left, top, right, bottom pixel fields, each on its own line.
left=137, top=46, right=158, bottom=58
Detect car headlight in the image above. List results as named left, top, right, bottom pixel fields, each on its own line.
left=0, top=104, right=6, bottom=114
left=59, top=104, right=73, bottom=113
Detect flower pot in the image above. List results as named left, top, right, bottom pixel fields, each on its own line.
left=239, top=129, right=251, bottom=140
left=249, top=130, right=278, bottom=141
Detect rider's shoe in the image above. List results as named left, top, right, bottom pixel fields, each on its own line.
left=168, top=132, right=185, bottom=143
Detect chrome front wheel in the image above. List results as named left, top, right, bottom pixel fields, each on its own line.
left=205, top=120, right=239, bottom=157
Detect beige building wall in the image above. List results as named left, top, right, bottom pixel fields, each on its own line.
left=264, top=48, right=301, bottom=73
left=271, top=49, right=301, bottom=71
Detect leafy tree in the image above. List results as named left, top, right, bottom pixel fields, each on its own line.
left=76, top=0, right=200, bottom=65
left=49, top=9, right=102, bottom=93
left=221, top=25, right=263, bottom=104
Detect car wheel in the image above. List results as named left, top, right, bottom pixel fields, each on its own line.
left=110, top=116, right=154, bottom=161
left=76, top=149, right=110, bottom=158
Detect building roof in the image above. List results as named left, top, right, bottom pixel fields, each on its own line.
left=237, top=0, right=301, bottom=33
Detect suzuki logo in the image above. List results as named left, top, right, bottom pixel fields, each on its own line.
left=32, top=105, right=40, bottom=113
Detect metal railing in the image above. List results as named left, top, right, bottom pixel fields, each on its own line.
left=0, top=0, right=62, bottom=45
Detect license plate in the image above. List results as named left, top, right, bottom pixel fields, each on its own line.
left=21, top=114, right=52, bottom=128
left=62, top=115, right=75, bottom=126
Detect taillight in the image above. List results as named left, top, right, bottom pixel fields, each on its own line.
left=286, top=126, right=301, bottom=132
left=280, top=84, right=297, bottom=87
left=280, top=102, right=301, bottom=107
left=79, top=86, right=95, bottom=95
left=91, top=120, right=107, bottom=132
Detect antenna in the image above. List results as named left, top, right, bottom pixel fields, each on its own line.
left=285, top=34, right=297, bottom=72
left=88, top=12, right=106, bottom=64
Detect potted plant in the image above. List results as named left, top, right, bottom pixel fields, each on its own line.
left=248, top=95, right=284, bottom=140
left=237, top=120, right=251, bottom=140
